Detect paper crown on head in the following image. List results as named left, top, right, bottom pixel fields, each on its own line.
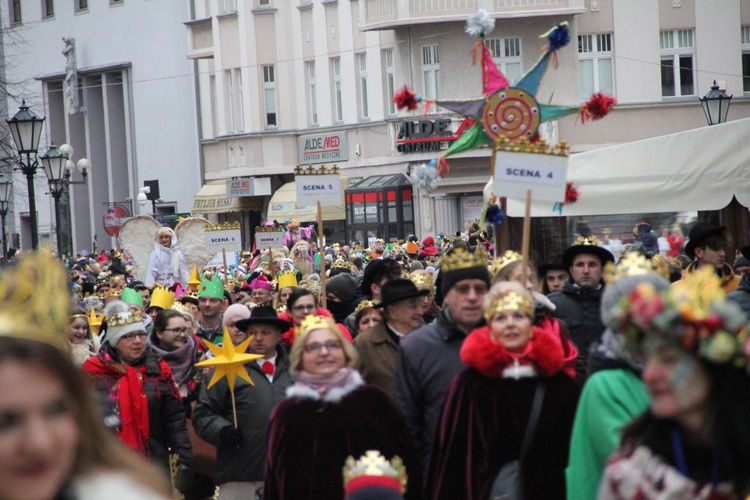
left=199, top=277, right=225, bottom=299
left=343, top=450, right=407, bottom=497
left=103, top=300, right=145, bottom=346
left=250, top=275, right=274, bottom=291
left=484, top=290, right=535, bottom=322
left=405, top=241, right=419, bottom=255
left=603, top=253, right=655, bottom=285
left=440, top=247, right=485, bottom=273
left=149, top=287, right=175, bottom=310
left=188, top=265, right=202, bottom=290
left=299, top=314, right=337, bottom=337
left=616, top=266, right=748, bottom=366
left=354, top=299, right=377, bottom=314
left=409, top=272, right=434, bottom=291
left=0, top=247, right=71, bottom=351
left=170, top=301, right=192, bottom=316
left=332, top=258, right=352, bottom=270
left=120, top=287, right=143, bottom=309
left=88, top=308, right=104, bottom=335
left=278, top=270, right=299, bottom=289
left=490, top=250, right=522, bottom=280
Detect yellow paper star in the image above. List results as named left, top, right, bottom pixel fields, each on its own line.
left=196, top=327, right=264, bottom=392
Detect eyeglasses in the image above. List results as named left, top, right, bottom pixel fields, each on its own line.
left=121, top=332, right=147, bottom=341
left=304, top=340, right=342, bottom=353
left=163, top=327, right=188, bottom=335
left=292, top=304, right=316, bottom=312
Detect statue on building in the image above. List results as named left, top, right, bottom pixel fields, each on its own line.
left=62, top=37, right=79, bottom=114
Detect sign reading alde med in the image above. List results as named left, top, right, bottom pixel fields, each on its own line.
left=296, top=175, right=341, bottom=207
left=298, top=132, right=348, bottom=164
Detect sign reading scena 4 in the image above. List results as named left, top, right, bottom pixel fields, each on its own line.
left=296, top=174, right=341, bottom=207
left=494, top=151, right=568, bottom=202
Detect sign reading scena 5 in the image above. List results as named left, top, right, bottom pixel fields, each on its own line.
left=296, top=175, right=341, bottom=207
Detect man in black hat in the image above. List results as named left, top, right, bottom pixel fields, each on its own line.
left=193, top=306, right=292, bottom=500
left=342, top=258, right=403, bottom=338
left=538, top=254, right=569, bottom=295
left=354, top=279, right=429, bottom=393
left=675, top=221, right=740, bottom=292
left=549, top=236, right=615, bottom=374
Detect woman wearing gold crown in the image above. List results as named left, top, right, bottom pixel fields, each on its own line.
left=598, top=268, right=750, bottom=499
left=264, top=315, right=420, bottom=500
left=0, top=250, right=171, bottom=500
left=428, top=281, right=580, bottom=499
left=81, top=300, right=194, bottom=493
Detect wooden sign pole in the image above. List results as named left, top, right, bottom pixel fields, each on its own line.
left=222, top=249, right=229, bottom=288
left=521, top=189, right=532, bottom=287
left=317, top=201, right=327, bottom=309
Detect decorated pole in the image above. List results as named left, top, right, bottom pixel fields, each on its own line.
left=521, top=189, right=532, bottom=285
left=317, top=200, right=326, bottom=309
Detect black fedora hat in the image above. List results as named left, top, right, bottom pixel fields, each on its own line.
left=684, top=221, right=726, bottom=259
left=537, top=254, right=566, bottom=278
left=375, top=279, right=430, bottom=309
left=562, top=236, right=615, bottom=270
left=235, top=306, right=291, bottom=332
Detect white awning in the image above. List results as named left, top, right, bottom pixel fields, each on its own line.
left=492, top=117, right=750, bottom=217
left=193, top=181, right=261, bottom=214
left=267, top=181, right=346, bottom=222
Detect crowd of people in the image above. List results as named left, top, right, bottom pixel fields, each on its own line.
left=4, top=216, right=750, bottom=499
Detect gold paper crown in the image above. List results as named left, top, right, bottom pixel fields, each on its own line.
left=342, top=451, right=407, bottom=495
left=150, top=287, right=175, bottom=310
left=299, top=315, right=337, bottom=337
left=188, top=265, right=202, bottom=289
left=106, top=305, right=144, bottom=327
left=409, top=272, right=434, bottom=289
left=572, top=235, right=601, bottom=247
left=490, top=250, right=522, bottom=279
left=205, top=221, right=241, bottom=231
left=494, top=135, right=570, bottom=157
left=170, top=302, right=192, bottom=316
left=294, top=164, right=340, bottom=175
left=103, top=288, right=121, bottom=299
left=0, top=247, right=71, bottom=351
left=485, top=290, right=535, bottom=322
left=331, top=258, right=351, bottom=270
left=88, top=309, right=104, bottom=334
left=603, top=253, right=655, bottom=285
left=440, top=248, right=485, bottom=273
left=277, top=270, right=298, bottom=289
left=354, top=300, right=377, bottom=314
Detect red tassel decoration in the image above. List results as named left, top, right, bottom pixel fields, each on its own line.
left=564, top=182, right=579, bottom=205
left=394, top=85, right=419, bottom=111
left=579, top=93, right=617, bottom=123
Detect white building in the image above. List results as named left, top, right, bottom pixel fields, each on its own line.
left=187, top=0, right=750, bottom=249
left=1, top=0, right=201, bottom=253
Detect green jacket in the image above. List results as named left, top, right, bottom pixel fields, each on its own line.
left=566, top=369, right=650, bottom=500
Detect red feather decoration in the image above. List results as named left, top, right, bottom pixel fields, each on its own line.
left=564, top=182, right=579, bottom=205
left=394, top=85, right=419, bottom=111
left=579, top=93, right=617, bottom=123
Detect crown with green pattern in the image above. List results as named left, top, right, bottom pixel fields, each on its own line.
left=198, top=277, right=225, bottom=299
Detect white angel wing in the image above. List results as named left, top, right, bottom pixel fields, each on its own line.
left=118, top=215, right=161, bottom=282
left=174, top=217, right=213, bottom=271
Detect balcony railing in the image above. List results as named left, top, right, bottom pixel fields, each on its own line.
left=186, top=18, right=214, bottom=59
left=362, top=0, right=585, bottom=30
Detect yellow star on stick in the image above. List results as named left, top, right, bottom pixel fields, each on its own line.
left=196, top=327, right=264, bottom=427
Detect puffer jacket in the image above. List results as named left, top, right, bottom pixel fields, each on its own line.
left=548, top=281, right=605, bottom=364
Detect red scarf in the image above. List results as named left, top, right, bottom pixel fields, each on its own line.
left=82, top=355, right=151, bottom=456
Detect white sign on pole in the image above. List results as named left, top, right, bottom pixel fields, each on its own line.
left=296, top=175, right=341, bottom=206
left=494, top=151, right=568, bottom=202
left=205, top=229, right=243, bottom=253
left=255, top=231, right=284, bottom=248
left=207, top=251, right=239, bottom=268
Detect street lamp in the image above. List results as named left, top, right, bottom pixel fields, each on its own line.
left=40, top=144, right=67, bottom=257
left=699, top=80, right=732, bottom=126
left=0, top=180, right=12, bottom=261
left=6, top=100, right=45, bottom=249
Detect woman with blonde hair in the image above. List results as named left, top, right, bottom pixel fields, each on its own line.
left=69, top=307, right=99, bottom=367
left=145, top=227, right=189, bottom=289
left=264, top=315, right=420, bottom=499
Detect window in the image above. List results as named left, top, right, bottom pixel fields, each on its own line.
left=258, top=0, right=271, bottom=6
left=9, top=0, right=21, bottom=24
left=421, top=44, right=440, bottom=100
left=306, top=61, right=318, bottom=125
left=220, top=0, right=237, bottom=12
left=660, top=29, right=695, bottom=97
left=742, top=26, right=750, bottom=93
left=42, top=0, right=54, bottom=18
left=383, top=48, right=396, bottom=115
left=357, top=53, right=369, bottom=119
left=578, top=33, right=614, bottom=100
left=331, top=57, right=343, bottom=122
left=485, top=37, right=522, bottom=84
left=76, top=0, right=88, bottom=11
left=110, top=0, right=123, bottom=4
left=262, top=65, right=277, bottom=128
left=225, top=69, right=244, bottom=132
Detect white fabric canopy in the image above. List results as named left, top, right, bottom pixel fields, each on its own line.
left=494, top=117, right=750, bottom=217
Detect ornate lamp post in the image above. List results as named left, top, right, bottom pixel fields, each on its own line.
left=40, top=144, right=68, bottom=257
left=0, top=180, right=12, bottom=261
left=699, top=80, right=732, bottom=125
left=6, top=100, right=45, bottom=249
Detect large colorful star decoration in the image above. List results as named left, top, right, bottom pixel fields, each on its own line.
left=396, top=10, right=616, bottom=193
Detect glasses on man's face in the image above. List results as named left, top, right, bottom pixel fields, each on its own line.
left=121, top=332, right=147, bottom=341
left=304, top=340, right=342, bottom=353
left=163, top=327, right=188, bottom=335
left=293, top=304, right=316, bottom=312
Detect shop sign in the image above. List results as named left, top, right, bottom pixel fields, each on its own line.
left=255, top=231, right=284, bottom=248
left=226, top=177, right=271, bottom=197
left=296, top=174, right=341, bottom=207
left=205, top=229, right=242, bottom=253
left=396, top=118, right=474, bottom=154
left=354, top=206, right=378, bottom=216
left=494, top=152, right=568, bottom=202
left=298, top=132, right=349, bottom=164
left=461, top=196, right=484, bottom=224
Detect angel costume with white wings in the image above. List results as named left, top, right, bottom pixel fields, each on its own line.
left=145, top=227, right=189, bottom=288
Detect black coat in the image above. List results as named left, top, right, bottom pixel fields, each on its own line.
left=727, top=272, right=750, bottom=319
left=548, top=281, right=605, bottom=361
left=192, top=346, right=293, bottom=484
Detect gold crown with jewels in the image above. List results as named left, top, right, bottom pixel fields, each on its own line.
left=603, top=252, right=655, bottom=285
left=343, top=450, right=407, bottom=495
left=485, top=290, right=535, bottom=322
left=298, top=315, right=337, bottom=337
left=490, top=250, right=522, bottom=279
left=440, top=248, right=486, bottom=273
left=106, top=308, right=144, bottom=328
left=409, top=272, right=434, bottom=288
